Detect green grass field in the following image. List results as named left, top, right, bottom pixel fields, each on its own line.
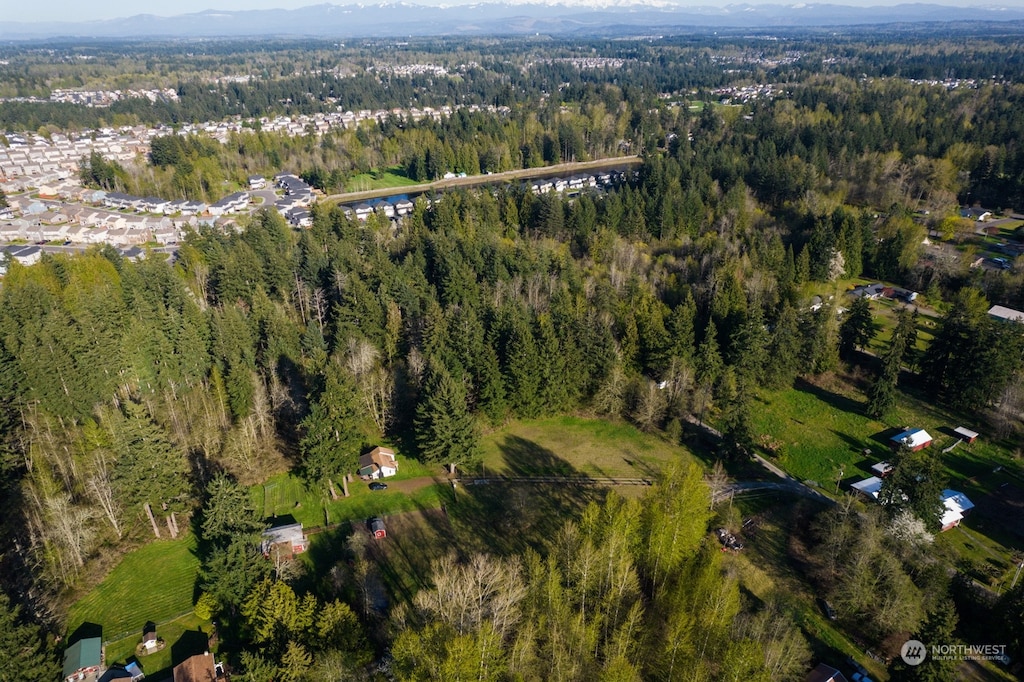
left=345, top=168, right=419, bottom=192
left=750, top=374, right=1019, bottom=492
left=102, top=613, right=210, bottom=678
left=66, top=536, right=200, bottom=644
left=479, top=416, right=696, bottom=479
left=252, top=456, right=448, bottom=531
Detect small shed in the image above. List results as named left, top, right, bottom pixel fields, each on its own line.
left=142, top=623, right=158, bottom=651
left=261, top=522, right=309, bottom=556
left=870, top=461, right=893, bottom=477
left=953, top=426, right=979, bottom=443
left=370, top=517, right=386, bottom=539
left=851, top=476, right=883, bottom=501
left=890, top=428, right=933, bottom=451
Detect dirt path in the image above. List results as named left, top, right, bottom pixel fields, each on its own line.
left=383, top=476, right=442, bottom=494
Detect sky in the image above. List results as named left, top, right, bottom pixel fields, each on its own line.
left=8, top=0, right=312, bottom=23
left=6, top=0, right=1015, bottom=25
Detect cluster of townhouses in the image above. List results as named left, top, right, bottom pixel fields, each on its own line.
left=0, top=128, right=153, bottom=195
left=172, top=103, right=508, bottom=143
left=271, top=173, right=315, bottom=227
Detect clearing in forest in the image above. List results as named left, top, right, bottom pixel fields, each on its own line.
left=479, top=416, right=695, bottom=480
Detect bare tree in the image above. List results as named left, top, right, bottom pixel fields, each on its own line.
left=346, top=337, right=379, bottom=378
left=26, top=480, right=94, bottom=586
left=86, top=450, right=122, bottom=538
left=705, top=460, right=730, bottom=508
left=415, top=552, right=526, bottom=639
left=593, top=363, right=627, bottom=417
left=361, top=366, right=394, bottom=434
left=631, top=378, right=666, bottom=432
left=991, top=373, right=1024, bottom=439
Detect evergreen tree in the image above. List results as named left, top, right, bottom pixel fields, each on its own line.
left=867, top=307, right=915, bottom=418
left=0, top=592, right=59, bottom=682
left=415, top=360, right=480, bottom=470
left=667, top=294, right=697, bottom=364
left=299, top=363, right=364, bottom=485
left=921, top=289, right=1024, bottom=410
left=891, top=599, right=960, bottom=682
left=763, top=302, right=802, bottom=390
left=720, top=378, right=757, bottom=461
left=109, top=400, right=191, bottom=513
left=838, top=296, right=876, bottom=359
left=201, top=473, right=266, bottom=546
left=694, top=321, right=723, bottom=423
left=880, top=447, right=947, bottom=532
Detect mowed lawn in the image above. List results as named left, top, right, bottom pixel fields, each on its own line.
left=252, top=456, right=449, bottom=531
left=750, top=376, right=1018, bottom=490
left=345, top=168, right=419, bottom=192
left=67, top=536, right=199, bottom=643
left=479, top=416, right=696, bottom=479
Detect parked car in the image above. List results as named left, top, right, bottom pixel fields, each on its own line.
left=820, top=599, right=837, bottom=620
left=369, top=482, right=388, bottom=491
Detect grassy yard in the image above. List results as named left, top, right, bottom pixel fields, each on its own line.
left=103, top=613, right=211, bottom=680
left=344, top=168, right=419, bottom=192
left=252, top=456, right=448, bottom=531
left=478, top=415, right=696, bottom=479
left=750, top=373, right=1019, bottom=490
left=66, top=536, right=200, bottom=645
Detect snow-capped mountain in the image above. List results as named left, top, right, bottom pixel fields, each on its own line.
left=3, top=2, right=1024, bottom=39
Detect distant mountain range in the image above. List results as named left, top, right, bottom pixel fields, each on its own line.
left=5, top=2, right=1024, bottom=40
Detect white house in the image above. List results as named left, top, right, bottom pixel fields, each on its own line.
left=358, top=446, right=399, bottom=479
left=940, top=490, right=975, bottom=531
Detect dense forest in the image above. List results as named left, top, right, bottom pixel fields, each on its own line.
left=3, top=30, right=1024, bottom=680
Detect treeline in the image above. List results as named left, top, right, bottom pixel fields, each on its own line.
left=393, top=466, right=810, bottom=681
left=107, top=99, right=648, bottom=201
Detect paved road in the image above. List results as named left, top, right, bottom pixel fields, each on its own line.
left=321, top=156, right=642, bottom=205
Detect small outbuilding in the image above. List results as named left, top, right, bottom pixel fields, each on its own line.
left=940, top=489, right=975, bottom=532
left=988, top=305, right=1024, bottom=324
left=261, top=522, right=309, bottom=556
left=870, top=461, right=893, bottom=477
left=890, top=428, right=933, bottom=452
left=851, top=476, right=883, bottom=501
left=953, top=426, right=979, bottom=444
left=370, top=517, right=386, bottom=539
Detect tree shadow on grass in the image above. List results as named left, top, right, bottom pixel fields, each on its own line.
left=133, top=628, right=211, bottom=682
left=445, top=437, right=604, bottom=557
left=794, top=377, right=866, bottom=417
left=367, top=495, right=462, bottom=611
left=497, top=435, right=587, bottom=478
left=170, top=628, right=211, bottom=665
left=67, top=621, right=102, bottom=646
left=870, top=426, right=907, bottom=448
